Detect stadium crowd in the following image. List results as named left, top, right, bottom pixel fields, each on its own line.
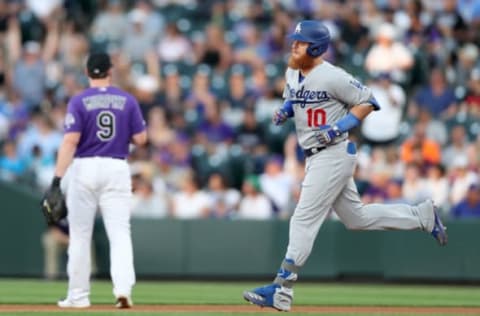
left=0, top=0, right=479, bottom=221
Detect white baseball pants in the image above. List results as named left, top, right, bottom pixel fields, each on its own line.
left=66, top=157, right=135, bottom=301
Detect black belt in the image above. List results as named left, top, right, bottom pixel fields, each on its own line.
left=303, top=146, right=326, bottom=157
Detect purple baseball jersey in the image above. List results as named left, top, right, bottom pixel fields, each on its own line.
left=64, top=86, right=146, bottom=159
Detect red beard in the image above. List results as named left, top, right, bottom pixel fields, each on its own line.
left=288, top=53, right=316, bottom=71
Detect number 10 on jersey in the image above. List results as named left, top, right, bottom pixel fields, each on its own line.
left=306, top=108, right=326, bottom=127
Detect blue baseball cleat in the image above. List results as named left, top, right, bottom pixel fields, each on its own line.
left=431, top=207, right=448, bottom=246
left=243, top=283, right=293, bottom=311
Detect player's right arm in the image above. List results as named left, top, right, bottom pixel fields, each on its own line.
left=129, top=96, right=147, bottom=146
left=272, top=69, right=294, bottom=126
left=132, top=130, right=147, bottom=146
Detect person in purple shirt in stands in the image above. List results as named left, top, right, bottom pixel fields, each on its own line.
left=451, top=184, right=480, bottom=219
left=48, top=52, right=147, bottom=309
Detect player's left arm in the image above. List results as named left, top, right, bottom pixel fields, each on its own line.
left=130, top=96, right=147, bottom=146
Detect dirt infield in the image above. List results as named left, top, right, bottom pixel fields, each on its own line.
left=1, top=305, right=480, bottom=314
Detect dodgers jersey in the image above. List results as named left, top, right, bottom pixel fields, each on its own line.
left=64, top=86, right=146, bottom=159
left=284, top=61, right=376, bottom=150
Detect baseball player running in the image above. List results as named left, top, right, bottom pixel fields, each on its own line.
left=243, top=20, right=447, bottom=312
left=51, top=52, right=147, bottom=308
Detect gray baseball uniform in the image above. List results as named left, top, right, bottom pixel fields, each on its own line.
left=243, top=20, right=446, bottom=313
left=283, top=61, right=435, bottom=266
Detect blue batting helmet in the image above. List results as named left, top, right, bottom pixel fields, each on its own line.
left=288, top=20, right=330, bottom=57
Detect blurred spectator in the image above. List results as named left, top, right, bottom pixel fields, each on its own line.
left=122, top=8, right=157, bottom=64
left=221, top=66, right=256, bottom=128
left=361, top=73, right=406, bottom=146
left=17, top=112, right=62, bottom=163
left=465, top=68, right=480, bottom=110
left=131, top=0, right=165, bottom=40
left=360, top=0, right=384, bottom=34
left=340, top=6, right=370, bottom=53
left=30, top=145, right=55, bottom=190
left=362, top=171, right=389, bottom=203
left=259, top=155, right=294, bottom=214
left=90, top=0, right=128, bottom=47
left=185, top=67, right=216, bottom=122
left=402, top=163, right=429, bottom=204
left=237, top=175, right=273, bottom=220
left=0, top=111, right=7, bottom=141
left=466, top=134, right=480, bottom=171
left=0, top=140, right=27, bottom=181
left=452, top=43, right=479, bottom=87
left=11, top=41, right=47, bottom=109
left=234, top=22, right=267, bottom=69
left=282, top=134, right=304, bottom=217
left=385, top=179, right=407, bottom=204
left=400, top=122, right=441, bottom=166
left=196, top=101, right=234, bottom=147
left=151, top=146, right=191, bottom=193
left=415, top=108, right=448, bottom=146
left=157, top=65, right=186, bottom=119
left=449, top=155, right=479, bottom=205
left=131, top=176, right=168, bottom=219
left=41, top=217, right=97, bottom=280
left=156, top=23, right=191, bottom=63
left=451, top=183, right=480, bottom=218
left=436, top=0, right=470, bottom=46
left=235, top=108, right=265, bottom=152
left=457, top=0, right=480, bottom=24
left=254, top=76, right=284, bottom=123
left=425, top=164, right=450, bottom=213
left=365, top=22, right=414, bottom=83
left=134, top=74, right=161, bottom=119
left=147, top=107, right=175, bottom=149
left=58, top=21, right=89, bottom=76
left=0, top=93, right=29, bottom=142
left=171, top=172, right=211, bottom=219
left=206, top=172, right=241, bottom=218
left=442, top=125, right=470, bottom=168
left=410, top=68, right=457, bottom=119
left=201, top=23, right=233, bottom=73
left=41, top=218, right=69, bottom=280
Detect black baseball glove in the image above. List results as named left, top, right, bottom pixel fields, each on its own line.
left=41, top=176, right=67, bottom=225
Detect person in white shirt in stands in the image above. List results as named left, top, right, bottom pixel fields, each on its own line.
left=237, top=175, right=273, bottom=220
left=361, top=72, right=406, bottom=147
left=131, top=176, right=168, bottom=219
left=171, top=172, right=211, bottom=219
left=365, top=23, right=413, bottom=83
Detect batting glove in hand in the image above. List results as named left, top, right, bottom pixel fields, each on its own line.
left=315, top=125, right=342, bottom=146
left=272, top=109, right=289, bottom=126
left=41, top=176, right=67, bottom=225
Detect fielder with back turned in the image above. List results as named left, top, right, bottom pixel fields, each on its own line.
left=42, top=52, right=147, bottom=309
left=243, top=20, right=447, bottom=312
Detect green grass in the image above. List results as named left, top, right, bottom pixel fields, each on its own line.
left=4, top=314, right=480, bottom=316
left=1, top=279, right=480, bottom=315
